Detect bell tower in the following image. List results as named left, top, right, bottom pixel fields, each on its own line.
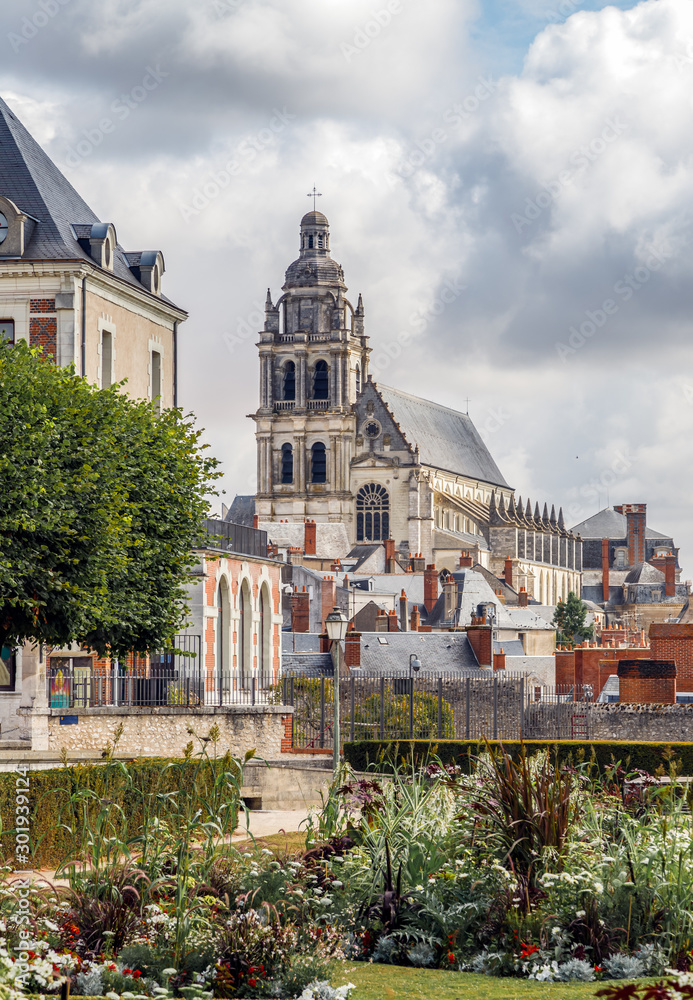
left=252, top=211, right=370, bottom=528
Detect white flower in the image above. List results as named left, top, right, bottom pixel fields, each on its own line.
left=576, top=910, right=586, bottom=918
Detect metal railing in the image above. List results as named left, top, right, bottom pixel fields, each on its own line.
left=281, top=674, right=598, bottom=750
left=47, top=635, right=281, bottom=710
left=203, top=518, right=268, bottom=558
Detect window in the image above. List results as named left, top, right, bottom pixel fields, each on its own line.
left=0, top=320, right=14, bottom=344
left=313, top=360, right=329, bottom=400
left=260, top=585, right=271, bottom=681
left=0, top=214, right=8, bottom=245
left=281, top=443, right=293, bottom=484
left=239, top=579, right=252, bottom=688
left=101, top=330, right=113, bottom=388
left=311, top=441, right=327, bottom=483
left=308, top=235, right=314, bottom=249
left=283, top=361, right=295, bottom=400
left=151, top=350, right=161, bottom=410
left=356, top=483, right=390, bottom=541
left=0, top=646, right=15, bottom=691
left=355, top=364, right=361, bottom=395
left=216, top=584, right=225, bottom=675
left=317, top=234, right=324, bottom=248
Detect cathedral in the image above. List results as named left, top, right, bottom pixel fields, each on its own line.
left=248, top=210, right=582, bottom=604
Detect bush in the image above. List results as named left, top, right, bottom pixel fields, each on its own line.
left=0, top=754, right=242, bottom=868
left=353, top=689, right=454, bottom=739
left=343, top=738, right=693, bottom=775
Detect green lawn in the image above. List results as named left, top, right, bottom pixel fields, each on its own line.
left=333, top=961, right=657, bottom=999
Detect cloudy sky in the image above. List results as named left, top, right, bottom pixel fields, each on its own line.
left=2, top=0, right=693, bottom=574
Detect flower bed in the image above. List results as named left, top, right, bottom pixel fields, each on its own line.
left=4, top=735, right=693, bottom=998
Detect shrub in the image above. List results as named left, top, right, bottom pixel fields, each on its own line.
left=343, top=738, right=693, bottom=776
left=353, top=690, right=454, bottom=740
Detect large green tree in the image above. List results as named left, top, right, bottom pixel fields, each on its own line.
left=552, top=591, right=594, bottom=647
left=0, top=340, right=219, bottom=657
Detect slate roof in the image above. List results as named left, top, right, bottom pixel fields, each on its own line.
left=494, top=639, right=525, bottom=656
left=0, top=96, right=182, bottom=310
left=346, top=544, right=383, bottom=573
left=281, top=633, right=322, bottom=654
left=281, top=652, right=333, bottom=676
left=356, top=631, right=482, bottom=673
left=426, top=569, right=554, bottom=631
left=376, top=383, right=510, bottom=488
left=433, top=528, right=490, bottom=551
left=570, top=507, right=669, bottom=540
left=624, top=562, right=665, bottom=584
left=226, top=495, right=256, bottom=528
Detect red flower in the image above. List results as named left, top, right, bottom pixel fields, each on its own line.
left=448, top=953, right=455, bottom=964
left=122, top=968, right=132, bottom=975
left=520, top=943, right=539, bottom=959
left=132, top=971, right=142, bottom=979
left=248, top=978, right=257, bottom=987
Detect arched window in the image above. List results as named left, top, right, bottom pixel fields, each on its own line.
left=356, top=483, right=390, bottom=541
left=355, top=364, right=361, bottom=395
left=239, top=579, right=252, bottom=688
left=216, top=578, right=230, bottom=682
left=308, top=235, right=314, bottom=249
left=311, top=441, right=327, bottom=483
left=313, top=360, right=329, bottom=400
left=281, top=443, right=293, bottom=484
left=260, top=584, right=271, bottom=682
left=283, top=361, right=295, bottom=401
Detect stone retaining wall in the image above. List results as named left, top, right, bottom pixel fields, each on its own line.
left=585, top=703, right=693, bottom=741
left=43, top=705, right=293, bottom=758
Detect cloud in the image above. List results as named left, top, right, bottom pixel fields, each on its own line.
left=2, top=0, right=693, bottom=577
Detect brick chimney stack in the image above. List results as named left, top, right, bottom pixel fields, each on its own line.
left=344, top=629, right=361, bottom=667
left=459, top=551, right=473, bottom=568
left=399, top=590, right=409, bottom=632
left=304, top=520, right=317, bottom=556
left=410, top=606, right=420, bottom=631
left=387, top=609, right=399, bottom=632
left=290, top=586, right=310, bottom=633
left=375, top=610, right=388, bottom=632
left=602, top=538, right=610, bottom=603
left=384, top=538, right=396, bottom=574
left=253, top=514, right=259, bottom=529
left=504, top=557, right=514, bottom=589
left=518, top=587, right=529, bottom=608
left=424, top=565, right=438, bottom=614
left=615, top=503, right=647, bottom=566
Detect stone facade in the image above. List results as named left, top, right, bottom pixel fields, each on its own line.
left=585, top=703, right=693, bottom=740
left=43, top=705, right=292, bottom=759
left=251, top=211, right=580, bottom=602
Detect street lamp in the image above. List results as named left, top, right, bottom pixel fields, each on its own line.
left=408, top=653, right=421, bottom=738
left=325, top=606, right=349, bottom=777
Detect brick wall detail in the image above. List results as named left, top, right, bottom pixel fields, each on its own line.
left=30, top=316, right=57, bottom=358
left=617, top=658, right=676, bottom=704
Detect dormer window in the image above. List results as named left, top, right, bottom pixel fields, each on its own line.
left=84, top=222, right=117, bottom=270
left=0, top=196, right=34, bottom=257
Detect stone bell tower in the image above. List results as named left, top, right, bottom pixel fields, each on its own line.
left=252, top=211, right=370, bottom=528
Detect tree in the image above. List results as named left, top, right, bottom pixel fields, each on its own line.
left=0, top=340, right=219, bottom=657
left=552, top=591, right=593, bottom=647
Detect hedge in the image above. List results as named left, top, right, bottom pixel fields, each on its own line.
left=0, top=754, right=243, bottom=869
left=343, top=739, right=693, bottom=776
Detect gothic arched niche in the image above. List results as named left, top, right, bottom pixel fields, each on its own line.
left=356, top=483, right=390, bottom=541
left=283, top=360, right=295, bottom=401
left=311, top=441, right=327, bottom=483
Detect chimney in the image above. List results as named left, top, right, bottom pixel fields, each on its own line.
left=459, top=550, right=473, bottom=568
left=494, top=648, right=506, bottom=671
left=518, top=586, right=529, bottom=608
left=411, top=606, right=421, bottom=631
left=602, top=538, right=610, bottom=603
left=504, top=557, right=514, bottom=589
left=495, top=588, right=506, bottom=605
left=399, top=590, right=409, bottom=632
left=304, top=520, right=317, bottom=556
left=321, top=577, right=337, bottom=631
left=424, top=564, right=438, bottom=614
left=665, top=554, right=676, bottom=598
left=344, top=630, right=361, bottom=668
left=384, top=538, right=396, bottom=573
left=443, top=578, right=457, bottom=620
left=290, top=586, right=310, bottom=633
left=466, top=621, right=493, bottom=668
left=614, top=503, right=647, bottom=566
left=375, top=610, right=388, bottom=632
left=411, top=552, right=426, bottom=572
left=253, top=514, right=259, bottom=529
left=387, top=609, right=399, bottom=632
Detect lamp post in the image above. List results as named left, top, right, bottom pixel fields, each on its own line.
left=325, top=606, right=349, bottom=778
left=409, top=653, right=421, bottom=738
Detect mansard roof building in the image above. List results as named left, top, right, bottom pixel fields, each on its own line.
left=245, top=210, right=581, bottom=605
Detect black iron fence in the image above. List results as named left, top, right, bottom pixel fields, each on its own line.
left=282, top=674, right=598, bottom=749
left=203, top=518, right=268, bottom=559
left=48, top=635, right=280, bottom=710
